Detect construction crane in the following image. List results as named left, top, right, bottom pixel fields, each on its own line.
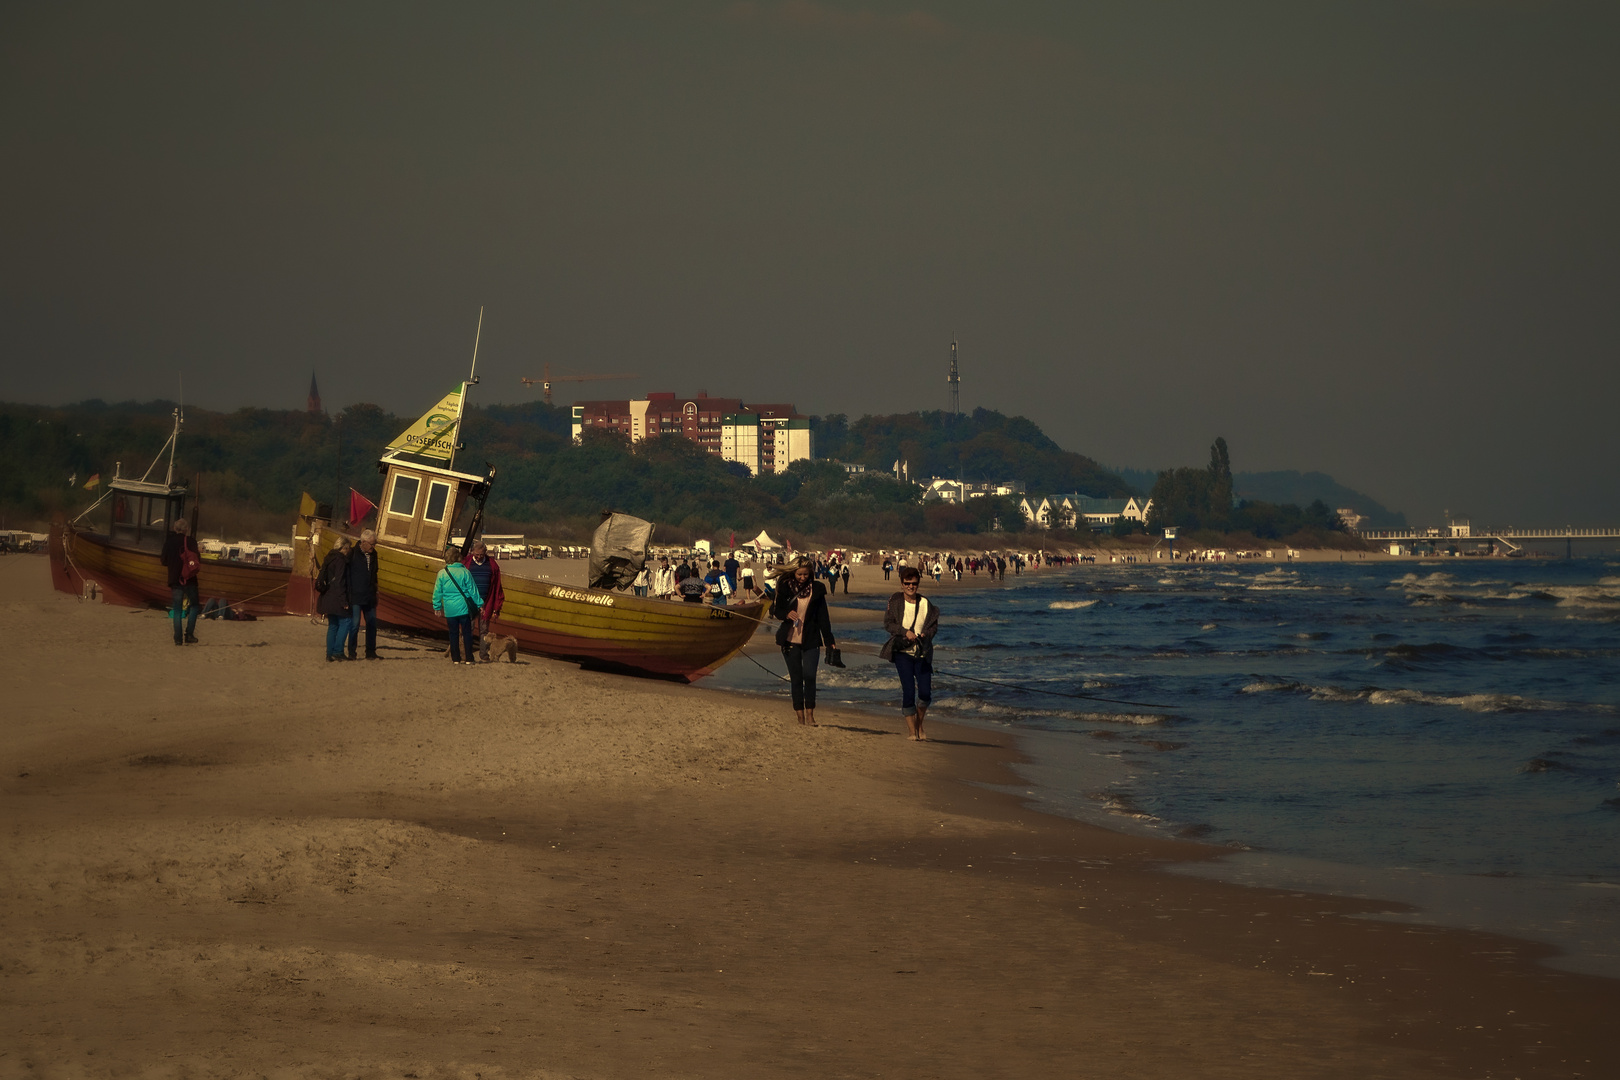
left=520, top=363, right=639, bottom=406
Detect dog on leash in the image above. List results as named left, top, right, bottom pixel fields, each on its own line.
left=482, top=632, right=519, bottom=663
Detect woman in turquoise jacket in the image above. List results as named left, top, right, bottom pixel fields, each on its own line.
left=431, top=551, right=484, bottom=665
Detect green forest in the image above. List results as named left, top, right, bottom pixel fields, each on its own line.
left=2, top=399, right=1353, bottom=549
left=1145, top=437, right=1351, bottom=546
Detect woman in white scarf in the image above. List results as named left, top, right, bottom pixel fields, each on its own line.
left=879, top=566, right=940, bottom=740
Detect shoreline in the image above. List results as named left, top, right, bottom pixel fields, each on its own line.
left=718, top=625, right=1620, bottom=983
left=3, top=556, right=1616, bottom=1076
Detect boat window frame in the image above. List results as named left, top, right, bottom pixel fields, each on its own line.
left=423, top=480, right=452, bottom=524
left=387, top=474, right=421, bottom=518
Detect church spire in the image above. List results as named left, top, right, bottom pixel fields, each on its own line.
left=307, top=372, right=322, bottom=414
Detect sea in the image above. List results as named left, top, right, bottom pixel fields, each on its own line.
left=710, top=555, right=1620, bottom=978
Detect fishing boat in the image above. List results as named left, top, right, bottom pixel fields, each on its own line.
left=288, top=319, right=765, bottom=680
left=49, top=407, right=291, bottom=615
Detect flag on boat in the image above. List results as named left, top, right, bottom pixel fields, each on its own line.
left=299, top=492, right=319, bottom=519
left=349, top=488, right=377, bottom=525
left=385, top=388, right=462, bottom=461
left=83, top=473, right=100, bottom=490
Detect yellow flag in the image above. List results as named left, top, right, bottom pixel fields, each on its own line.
left=84, top=473, right=100, bottom=490
left=385, top=389, right=461, bottom=461
left=299, top=492, right=318, bottom=519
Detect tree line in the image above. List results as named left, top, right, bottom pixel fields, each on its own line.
left=3, top=399, right=1353, bottom=548
left=1145, top=436, right=1349, bottom=543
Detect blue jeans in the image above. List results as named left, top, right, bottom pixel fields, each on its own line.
left=446, top=614, right=475, bottom=662
left=325, top=612, right=353, bottom=657
left=170, top=582, right=199, bottom=641
left=346, top=602, right=377, bottom=657
left=894, top=652, right=932, bottom=712
left=781, top=644, right=821, bottom=710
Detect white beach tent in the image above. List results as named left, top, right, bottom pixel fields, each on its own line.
left=749, top=530, right=784, bottom=551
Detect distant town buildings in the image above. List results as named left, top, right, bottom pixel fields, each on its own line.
left=1019, top=494, right=1153, bottom=529
left=924, top=478, right=1026, bottom=503
left=571, top=392, right=814, bottom=476
left=1335, top=507, right=1365, bottom=531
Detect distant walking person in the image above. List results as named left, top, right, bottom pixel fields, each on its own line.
left=772, top=556, right=836, bottom=727
left=462, top=540, right=504, bottom=661
left=346, top=529, right=380, bottom=660
left=882, top=556, right=894, bottom=581
left=432, top=550, right=484, bottom=666
left=315, top=536, right=354, bottom=662
left=881, top=566, right=939, bottom=741
left=161, top=519, right=201, bottom=646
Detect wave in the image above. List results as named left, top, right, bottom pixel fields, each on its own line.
left=946, top=698, right=1166, bottom=726
left=1239, top=679, right=1615, bottom=715
left=1392, top=571, right=1460, bottom=589
left=1048, top=599, right=1098, bottom=610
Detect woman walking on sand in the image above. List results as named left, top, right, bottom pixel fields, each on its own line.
left=772, top=555, right=836, bottom=726
left=431, top=550, right=484, bottom=666
left=881, top=566, right=939, bottom=741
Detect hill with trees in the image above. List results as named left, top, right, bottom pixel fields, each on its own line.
left=1, top=399, right=1119, bottom=545
left=4, top=400, right=1358, bottom=549
left=1145, top=437, right=1356, bottom=546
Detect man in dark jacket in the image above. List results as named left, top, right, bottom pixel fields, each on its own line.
left=160, top=519, right=201, bottom=646
left=316, top=536, right=353, bottom=662
left=346, top=529, right=380, bottom=660
left=461, top=540, right=504, bottom=662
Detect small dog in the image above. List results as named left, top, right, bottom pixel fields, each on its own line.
left=482, top=633, right=520, bottom=663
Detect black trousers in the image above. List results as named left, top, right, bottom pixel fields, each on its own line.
left=781, top=644, right=821, bottom=710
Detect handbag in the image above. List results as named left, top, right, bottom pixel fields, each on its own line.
left=824, top=646, right=845, bottom=668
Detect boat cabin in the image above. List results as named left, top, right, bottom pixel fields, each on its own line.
left=377, top=456, right=487, bottom=553
left=107, top=478, right=187, bottom=552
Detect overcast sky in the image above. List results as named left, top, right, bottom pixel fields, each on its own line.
left=4, top=1, right=1617, bottom=523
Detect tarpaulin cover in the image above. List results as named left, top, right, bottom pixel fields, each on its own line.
left=589, top=512, right=654, bottom=590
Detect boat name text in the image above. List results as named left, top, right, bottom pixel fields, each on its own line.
left=549, top=586, right=615, bottom=607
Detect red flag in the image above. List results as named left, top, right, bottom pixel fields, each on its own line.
left=729, top=531, right=736, bottom=550
left=349, top=488, right=377, bottom=524
left=785, top=539, right=792, bottom=553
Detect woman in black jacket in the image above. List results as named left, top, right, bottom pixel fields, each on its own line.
left=315, top=536, right=354, bottom=662
left=771, top=556, right=835, bottom=726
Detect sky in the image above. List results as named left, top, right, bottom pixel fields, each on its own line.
left=3, top=1, right=1617, bottom=525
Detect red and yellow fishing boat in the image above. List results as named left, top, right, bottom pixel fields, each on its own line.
left=50, top=409, right=290, bottom=616
left=288, top=349, right=763, bottom=680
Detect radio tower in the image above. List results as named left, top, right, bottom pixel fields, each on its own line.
left=947, top=337, right=961, bottom=416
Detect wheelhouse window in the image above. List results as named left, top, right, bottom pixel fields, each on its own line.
left=424, top=481, right=451, bottom=523
left=388, top=475, right=421, bottom=517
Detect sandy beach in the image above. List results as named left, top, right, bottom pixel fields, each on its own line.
left=2, top=551, right=1616, bottom=1079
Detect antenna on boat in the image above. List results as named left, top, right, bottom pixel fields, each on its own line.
left=446, top=306, right=484, bottom=474
left=168, top=374, right=185, bottom=487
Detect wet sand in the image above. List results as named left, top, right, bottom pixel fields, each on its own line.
left=1, top=551, right=1615, bottom=1078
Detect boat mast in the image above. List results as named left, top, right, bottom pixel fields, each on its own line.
left=447, top=306, right=483, bottom=475
left=139, top=406, right=184, bottom=486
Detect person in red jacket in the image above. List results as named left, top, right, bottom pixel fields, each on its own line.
left=461, top=540, right=504, bottom=662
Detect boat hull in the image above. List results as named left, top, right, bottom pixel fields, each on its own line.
left=50, top=522, right=290, bottom=616
left=292, top=527, right=763, bottom=681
